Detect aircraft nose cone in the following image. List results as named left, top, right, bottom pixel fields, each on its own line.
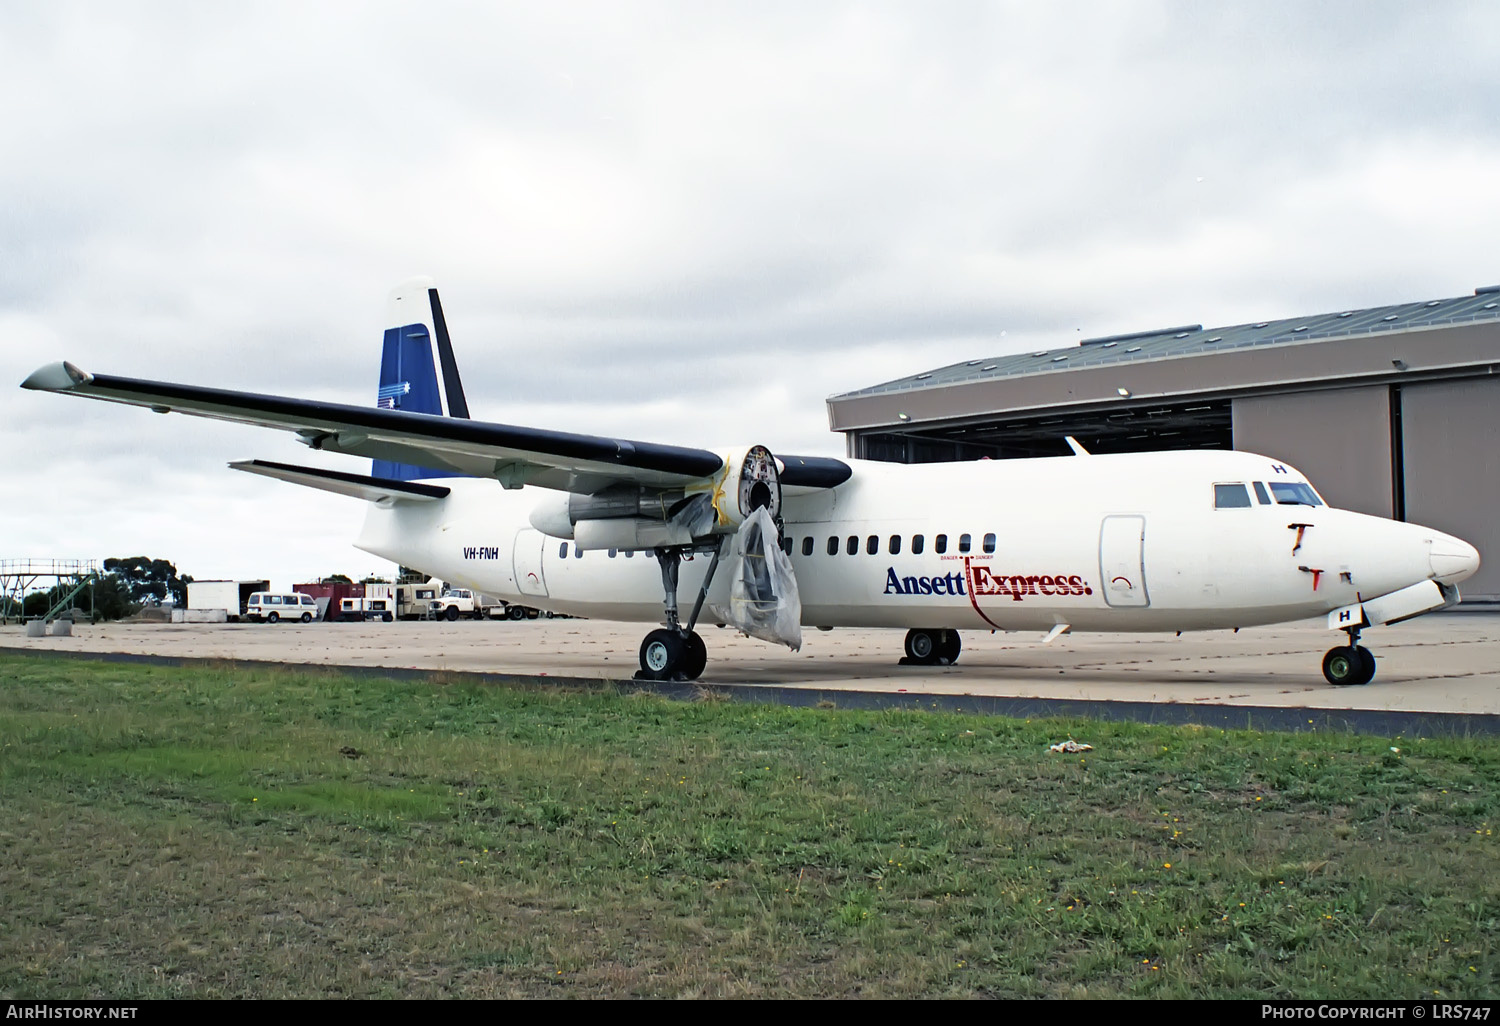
left=1430, top=534, right=1480, bottom=585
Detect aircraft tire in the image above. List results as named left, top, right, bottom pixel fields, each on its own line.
left=639, top=629, right=684, bottom=679
left=680, top=632, right=708, bottom=681
left=904, top=628, right=939, bottom=665
left=1322, top=645, right=1369, bottom=686
left=1354, top=645, right=1376, bottom=685
left=936, top=630, right=962, bottom=664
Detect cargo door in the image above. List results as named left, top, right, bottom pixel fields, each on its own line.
left=1099, top=515, right=1149, bottom=608
left=513, top=528, right=549, bottom=598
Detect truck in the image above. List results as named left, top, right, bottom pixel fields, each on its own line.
left=428, top=587, right=510, bottom=621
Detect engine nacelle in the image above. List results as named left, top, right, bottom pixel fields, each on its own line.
left=712, top=445, right=782, bottom=529
left=525, top=444, right=782, bottom=548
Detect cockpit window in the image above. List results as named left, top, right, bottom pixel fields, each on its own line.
left=1269, top=481, right=1323, bottom=506
left=1214, top=483, right=1252, bottom=509
left=1252, top=481, right=1271, bottom=505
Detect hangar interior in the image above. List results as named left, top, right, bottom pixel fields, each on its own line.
left=827, top=287, right=1500, bottom=601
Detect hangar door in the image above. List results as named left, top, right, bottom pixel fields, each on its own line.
left=1399, top=379, right=1500, bottom=601
left=1231, top=386, right=1393, bottom=518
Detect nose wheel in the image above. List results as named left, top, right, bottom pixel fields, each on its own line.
left=1322, top=627, right=1376, bottom=686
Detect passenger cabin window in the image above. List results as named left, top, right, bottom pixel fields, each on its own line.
left=609, top=548, right=617, bottom=558
left=802, top=537, right=814, bottom=557
left=912, top=534, right=924, bottom=555
left=1253, top=481, right=1271, bottom=505
left=934, top=534, right=948, bottom=554
left=1270, top=481, right=1323, bottom=506
left=782, top=536, right=794, bottom=555
left=846, top=536, right=859, bottom=556
left=958, top=533, right=972, bottom=553
left=574, top=544, right=583, bottom=558
left=559, top=542, right=568, bottom=558
left=827, top=536, right=839, bottom=556
left=1214, top=483, right=1253, bottom=509
left=982, top=532, right=996, bottom=554
left=866, top=535, right=879, bottom=555
left=889, top=535, right=901, bottom=555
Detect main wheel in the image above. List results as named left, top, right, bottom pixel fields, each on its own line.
left=300, top=612, right=312, bottom=623
left=444, top=605, right=460, bottom=622
left=935, top=630, right=961, bottom=664
left=1322, top=646, right=1365, bottom=686
left=639, top=629, right=685, bottom=679
left=267, top=611, right=279, bottom=624
left=904, top=628, right=939, bottom=664
left=680, top=632, right=708, bottom=681
left=1353, top=645, right=1376, bottom=685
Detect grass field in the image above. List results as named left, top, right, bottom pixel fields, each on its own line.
left=0, top=654, right=1495, bottom=999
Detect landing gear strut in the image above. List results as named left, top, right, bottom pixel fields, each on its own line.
left=900, top=628, right=962, bottom=666
left=1322, top=625, right=1376, bottom=686
left=636, top=542, right=724, bottom=682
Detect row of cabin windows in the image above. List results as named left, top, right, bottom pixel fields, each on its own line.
left=559, top=532, right=1001, bottom=560
left=820, top=532, right=996, bottom=557
left=1214, top=480, right=1324, bottom=510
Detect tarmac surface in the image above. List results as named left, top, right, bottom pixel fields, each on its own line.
left=3, top=612, right=1497, bottom=721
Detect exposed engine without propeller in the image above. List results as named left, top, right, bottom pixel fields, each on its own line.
left=527, top=444, right=782, bottom=550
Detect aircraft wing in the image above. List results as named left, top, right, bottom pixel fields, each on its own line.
left=21, top=361, right=851, bottom=494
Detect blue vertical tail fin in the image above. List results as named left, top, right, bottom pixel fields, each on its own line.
left=373, top=278, right=470, bottom=481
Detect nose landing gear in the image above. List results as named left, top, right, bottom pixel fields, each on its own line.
left=1322, top=626, right=1376, bottom=686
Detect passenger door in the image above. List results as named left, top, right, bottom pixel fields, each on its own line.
left=512, top=529, right=549, bottom=598
left=1099, top=515, right=1149, bottom=607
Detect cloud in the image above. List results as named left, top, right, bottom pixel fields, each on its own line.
left=2, top=1, right=1498, bottom=587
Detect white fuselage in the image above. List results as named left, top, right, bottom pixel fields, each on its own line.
left=353, top=450, right=1473, bottom=635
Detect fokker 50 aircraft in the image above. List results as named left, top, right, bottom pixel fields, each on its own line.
left=23, top=279, right=1481, bottom=686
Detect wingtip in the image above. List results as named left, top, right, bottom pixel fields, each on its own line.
left=21, top=361, right=91, bottom=391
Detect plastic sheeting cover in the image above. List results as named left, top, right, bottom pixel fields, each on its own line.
left=711, top=506, right=802, bottom=650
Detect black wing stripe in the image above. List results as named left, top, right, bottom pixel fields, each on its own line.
left=778, top=454, right=852, bottom=488
left=86, top=373, right=726, bottom=478
left=237, top=459, right=453, bottom=497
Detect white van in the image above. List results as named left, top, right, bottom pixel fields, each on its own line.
left=246, top=592, right=318, bottom=623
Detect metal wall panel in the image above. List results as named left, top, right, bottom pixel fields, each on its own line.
left=1231, top=387, right=1393, bottom=517
left=1399, top=378, right=1500, bottom=600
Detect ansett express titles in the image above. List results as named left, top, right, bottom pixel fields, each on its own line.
left=884, top=560, right=1095, bottom=601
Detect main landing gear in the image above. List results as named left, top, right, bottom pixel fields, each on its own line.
left=636, top=542, right=725, bottom=682
left=1322, top=625, right=1376, bottom=686
left=900, top=628, right=962, bottom=666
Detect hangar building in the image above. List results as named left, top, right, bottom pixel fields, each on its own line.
left=826, top=286, right=1500, bottom=601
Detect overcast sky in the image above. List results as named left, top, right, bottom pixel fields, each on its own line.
left=3, top=1, right=1498, bottom=590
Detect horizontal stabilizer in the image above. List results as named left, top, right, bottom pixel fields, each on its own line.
left=229, top=459, right=450, bottom=503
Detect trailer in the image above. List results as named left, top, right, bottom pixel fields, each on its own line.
left=185, top=580, right=269, bottom=622
left=338, top=596, right=394, bottom=622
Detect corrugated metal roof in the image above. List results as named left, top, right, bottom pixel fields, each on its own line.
left=833, top=289, right=1500, bottom=399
